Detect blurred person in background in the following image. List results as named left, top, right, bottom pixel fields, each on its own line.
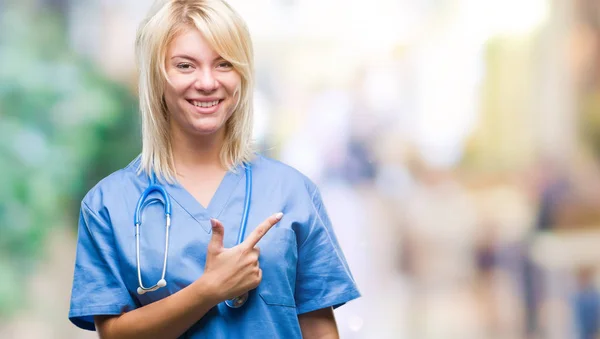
left=67, top=0, right=360, bottom=338
left=572, top=267, right=600, bottom=339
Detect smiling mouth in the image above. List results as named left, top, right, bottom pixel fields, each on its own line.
left=188, top=99, right=223, bottom=108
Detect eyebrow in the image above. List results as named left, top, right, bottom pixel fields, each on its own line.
left=170, top=55, right=224, bottom=62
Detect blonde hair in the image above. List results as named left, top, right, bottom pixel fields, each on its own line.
left=135, top=0, right=255, bottom=182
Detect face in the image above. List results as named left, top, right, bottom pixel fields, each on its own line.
left=163, top=27, right=242, bottom=138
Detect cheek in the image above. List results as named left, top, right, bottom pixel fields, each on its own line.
left=164, top=78, right=190, bottom=106
left=163, top=88, right=179, bottom=114
left=166, top=74, right=193, bottom=96
left=219, top=72, right=242, bottom=96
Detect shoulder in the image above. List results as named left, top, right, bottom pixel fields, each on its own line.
left=81, top=155, right=144, bottom=215
left=251, top=154, right=319, bottom=196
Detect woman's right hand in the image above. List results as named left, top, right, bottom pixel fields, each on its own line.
left=201, top=212, right=283, bottom=302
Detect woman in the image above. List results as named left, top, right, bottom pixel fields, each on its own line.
left=68, top=0, right=360, bottom=338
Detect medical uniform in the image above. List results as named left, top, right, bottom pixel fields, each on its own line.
left=69, top=155, right=360, bottom=338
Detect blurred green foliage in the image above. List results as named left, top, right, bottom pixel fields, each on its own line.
left=0, top=4, right=140, bottom=317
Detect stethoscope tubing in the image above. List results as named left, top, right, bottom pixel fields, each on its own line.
left=134, top=165, right=252, bottom=308
left=236, top=164, right=252, bottom=245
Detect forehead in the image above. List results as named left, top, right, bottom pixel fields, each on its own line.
left=167, top=27, right=220, bottom=60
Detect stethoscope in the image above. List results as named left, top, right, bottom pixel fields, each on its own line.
left=134, top=164, right=252, bottom=308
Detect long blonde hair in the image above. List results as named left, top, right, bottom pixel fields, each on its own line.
left=135, top=0, right=255, bottom=182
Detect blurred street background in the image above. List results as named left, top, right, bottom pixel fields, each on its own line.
left=2, top=0, right=600, bottom=338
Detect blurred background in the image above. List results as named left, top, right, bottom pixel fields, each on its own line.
left=2, top=0, right=600, bottom=338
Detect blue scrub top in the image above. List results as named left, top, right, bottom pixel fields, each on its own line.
left=69, top=155, right=360, bottom=338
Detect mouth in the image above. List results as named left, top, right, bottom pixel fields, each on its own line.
left=187, top=99, right=223, bottom=108
left=186, top=99, right=224, bottom=114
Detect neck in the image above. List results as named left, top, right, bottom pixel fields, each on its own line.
left=170, top=125, right=227, bottom=176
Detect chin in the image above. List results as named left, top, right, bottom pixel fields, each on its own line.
left=189, top=122, right=224, bottom=136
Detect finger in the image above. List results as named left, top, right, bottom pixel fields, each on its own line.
left=245, top=248, right=260, bottom=265
left=208, top=219, right=225, bottom=252
left=242, top=212, right=283, bottom=249
left=250, top=268, right=263, bottom=289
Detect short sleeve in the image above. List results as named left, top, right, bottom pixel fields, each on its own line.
left=295, top=187, right=361, bottom=314
left=68, top=201, right=137, bottom=330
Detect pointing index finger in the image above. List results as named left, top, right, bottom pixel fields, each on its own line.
left=242, top=212, right=283, bottom=248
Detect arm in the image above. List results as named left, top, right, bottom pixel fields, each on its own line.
left=294, top=186, right=360, bottom=338
left=95, top=275, right=219, bottom=339
left=298, top=307, right=339, bottom=339
left=95, top=214, right=283, bottom=339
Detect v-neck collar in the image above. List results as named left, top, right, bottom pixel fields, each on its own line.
left=164, top=164, right=245, bottom=233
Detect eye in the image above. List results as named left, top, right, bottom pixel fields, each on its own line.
left=216, top=61, right=233, bottom=69
left=176, top=63, right=194, bottom=70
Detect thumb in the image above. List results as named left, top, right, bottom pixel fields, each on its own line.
left=208, top=219, right=225, bottom=252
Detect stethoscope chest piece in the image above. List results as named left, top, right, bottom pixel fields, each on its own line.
left=225, top=292, right=249, bottom=308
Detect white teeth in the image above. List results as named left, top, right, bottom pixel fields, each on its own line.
left=192, top=100, right=219, bottom=108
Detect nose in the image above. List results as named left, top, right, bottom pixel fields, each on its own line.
left=194, top=68, right=219, bottom=93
